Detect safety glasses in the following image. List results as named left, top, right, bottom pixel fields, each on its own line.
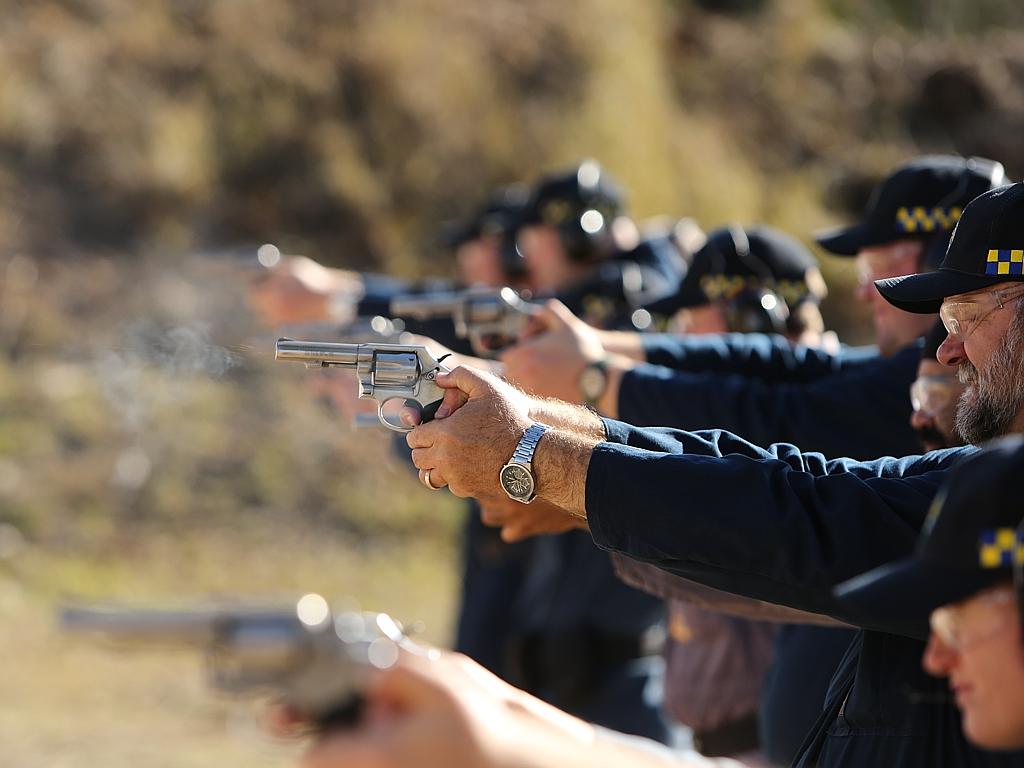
left=929, top=585, right=1016, bottom=651
left=939, top=284, right=1024, bottom=342
left=909, top=376, right=958, bottom=415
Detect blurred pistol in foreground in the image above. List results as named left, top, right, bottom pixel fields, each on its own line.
left=275, top=339, right=450, bottom=431
left=389, top=286, right=538, bottom=357
left=60, top=594, right=405, bottom=730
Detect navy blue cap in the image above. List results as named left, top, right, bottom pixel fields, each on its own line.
left=836, top=436, right=1024, bottom=639
left=519, top=160, right=625, bottom=229
left=646, top=224, right=821, bottom=314
left=440, top=185, right=529, bottom=249
left=815, top=156, right=1006, bottom=264
left=876, top=182, right=1024, bottom=314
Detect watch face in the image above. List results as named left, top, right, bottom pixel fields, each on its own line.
left=500, top=463, right=535, bottom=499
left=579, top=366, right=606, bottom=400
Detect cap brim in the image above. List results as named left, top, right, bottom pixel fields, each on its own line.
left=437, top=221, right=478, bottom=249
left=814, top=224, right=890, bottom=257
left=835, top=558, right=1002, bottom=640
left=875, top=269, right=1014, bottom=314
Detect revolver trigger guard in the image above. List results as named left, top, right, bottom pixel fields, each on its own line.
left=377, top=397, right=414, bottom=433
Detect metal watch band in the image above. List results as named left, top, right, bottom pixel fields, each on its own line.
left=510, top=422, right=551, bottom=468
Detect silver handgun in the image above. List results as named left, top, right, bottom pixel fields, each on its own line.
left=389, top=286, right=538, bottom=357
left=275, top=316, right=409, bottom=345
left=60, top=594, right=405, bottom=730
left=275, top=339, right=450, bottom=431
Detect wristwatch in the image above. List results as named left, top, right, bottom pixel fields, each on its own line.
left=499, top=422, right=551, bottom=504
left=578, top=358, right=609, bottom=408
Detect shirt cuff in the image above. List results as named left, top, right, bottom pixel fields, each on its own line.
left=600, top=417, right=634, bottom=445
left=640, top=334, right=685, bottom=368
left=585, top=441, right=635, bottom=554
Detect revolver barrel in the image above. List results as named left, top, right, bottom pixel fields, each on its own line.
left=275, top=339, right=361, bottom=367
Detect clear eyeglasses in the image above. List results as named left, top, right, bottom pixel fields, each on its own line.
left=909, top=376, right=957, bottom=415
left=929, top=585, right=1016, bottom=651
left=939, top=284, right=1024, bottom=341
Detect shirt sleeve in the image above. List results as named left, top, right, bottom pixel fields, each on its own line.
left=616, top=345, right=922, bottom=461
left=640, top=332, right=881, bottom=381
left=588, top=421, right=968, bottom=637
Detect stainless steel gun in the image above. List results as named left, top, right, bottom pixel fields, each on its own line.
left=389, top=286, right=538, bottom=357
left=275, top=315, right=410, bottom=345
left=60, top=594, right=405, bottom=729
left=275, top=339, right=450, bottom=431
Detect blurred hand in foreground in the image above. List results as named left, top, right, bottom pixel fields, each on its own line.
left=250, top=255, right=363, bottom=327
left=500, top=300, right=605, bottom=401
left=278, top=648, right=738, bottom=768
left=479, top=497, right=584, bottom=542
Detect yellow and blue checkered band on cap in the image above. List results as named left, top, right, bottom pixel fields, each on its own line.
left=985, top=249, right=1024, bottom=276
left=978, top=527, right=1024, bottom=568
left=700, top=274, right=766, bottom=302
left=776, top=279, right=809, bottom=306
left=895, top=206, right=963, bottom=234
left=540, top=199, right=573, bottom=226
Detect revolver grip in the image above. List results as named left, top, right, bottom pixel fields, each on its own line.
left=416, top=397, right=444, bottom=424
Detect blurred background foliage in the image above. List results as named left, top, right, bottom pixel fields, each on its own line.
left=1, top=0, right=1023, bottom=764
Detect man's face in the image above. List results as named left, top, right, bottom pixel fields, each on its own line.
left=923, top=585, right=1024, bottom=750
left=668, top=303, right=730, bottom=335
left=910, top=359, right=965, bottom=451
left=455, top=236, right=506, bottom=288
left=937, top=285, right=1024, bottom=444
left=856, top=241, right=936, bottom=357
left=517, top=224, right=574, bottom=292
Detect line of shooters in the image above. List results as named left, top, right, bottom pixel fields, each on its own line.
left=78, top=156, right=1024, bottom=767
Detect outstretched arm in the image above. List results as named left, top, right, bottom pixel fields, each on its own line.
left=296, top=649, right=747, bottom=768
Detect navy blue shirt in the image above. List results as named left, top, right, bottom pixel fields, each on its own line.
left=640, top=332, right=880, bottom=381
left=585, top=421, right=1024, bottom=766
left=618, top=337, right=925, bottom=462
left=587, top=419, right=962, bottom=632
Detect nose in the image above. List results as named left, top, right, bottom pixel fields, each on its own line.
left=910, top=408, right=932, bottom=431
left=922, top=632, right=957, bottom=677
left=936, top=334, right=964, bottom=368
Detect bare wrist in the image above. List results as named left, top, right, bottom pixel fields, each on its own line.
left=532, top=428, right=597, bottom=522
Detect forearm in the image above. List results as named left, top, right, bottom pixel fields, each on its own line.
left=528, top=398, right=606, bottom=440
left=530, top=427, right=599, bottom=522
left=596, top=329, right=647, bottom=361
left=506, top=693, right=745, bottom=768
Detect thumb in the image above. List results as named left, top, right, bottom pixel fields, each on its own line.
left=434, top=385, right=468, bottom=419
left=433, top=364, right=494, bottom=400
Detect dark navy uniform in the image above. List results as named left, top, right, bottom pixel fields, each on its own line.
left=639, top=331, right=878, bottom=380
left=618, top=340, right=922, bottom=461
left=381, top=240, right=682, bottom=742
left=582, top=420, right=1024, bottom=765
left=615, top=333, right=920, bottom=760
left=495, top=239, right=682, bottom=742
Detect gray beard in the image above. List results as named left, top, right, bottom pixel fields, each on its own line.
left=955, top=303, right=1024, bottom=444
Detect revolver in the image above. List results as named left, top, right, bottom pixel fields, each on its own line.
left=60, top=594, right=405, bottom=730
left=389, top=286, right=538, bottom=357
left=275, top=315, right=410, bottom=345
left=275, top=339, right=450, bottom=431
